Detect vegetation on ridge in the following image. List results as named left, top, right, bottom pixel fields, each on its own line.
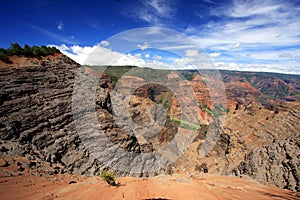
left=90, top=65, right=171, bottom=84
left=0, top=43, right=60, bottom=63
left=169, top=115, right=201, bottom=131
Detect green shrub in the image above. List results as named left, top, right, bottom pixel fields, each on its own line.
left=0, top=50, right=12, bottom=63
left=169, top=115, right=201, bottom=131
left=100, top=170, right=116, bottom=186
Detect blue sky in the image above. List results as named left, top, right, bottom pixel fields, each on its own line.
left=1, top=0, right=300, bottom=74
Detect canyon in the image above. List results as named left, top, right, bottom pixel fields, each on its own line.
left=0, top=53, right=299, bottom=199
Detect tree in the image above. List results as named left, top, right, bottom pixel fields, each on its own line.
left=9, top=43, right=23, bottom=56
left=23, top=44, right=33, bottom=57
left=0, top=43, right=60, bottom=59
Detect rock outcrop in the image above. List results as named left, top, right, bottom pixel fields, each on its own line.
left=0, top=54, right=99, bottom=175
left=171, top=103, right=300, bottom=192
left=231, top=135, right=300, bottom=192
left=0, top=54, right=180, bottom=177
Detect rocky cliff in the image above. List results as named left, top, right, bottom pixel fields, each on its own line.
left=232, top=135, right=300, bottom=192
left=170, top=102, right=300, bottom=192
left=0, top=54, right=98, bottom=175
left=0, top=54, right=180, bottom=177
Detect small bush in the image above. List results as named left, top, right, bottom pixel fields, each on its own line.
left=169, top=115, right=201, bottom=131
left=0, top=51, right=12, bottom=63
left=100, top=170, right=116, bottom=186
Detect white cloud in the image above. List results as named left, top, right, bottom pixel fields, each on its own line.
left=185, top=0, right=300, bottom=74
left=53, top=44, right=158, bottom=67
left=278, top=52, right=295, bottom=58
left=99, top=40, right=110, bottom=47
left=209, top=52, right=221, bottom=57
left=188, top=1, right=300, bottom=49
left=58, top=45, right=95, bottom=64
left=55, top=44, right=70, bottom=51
left=230, top=42, right=241, bottom=49
left=137, top=42, right=149, bottom=50
left=52, top=43, right=300, bottom=74
left=57, top=21, right=64, bottom=31
left=153, top=55, right=162, bottom=60
left=135, top=53, right=142, bottom=58
left=229, top=0, right=281, bottom=18
left=123, top=0, right=176, bottom=25
left=185, top=49, right=198, bottom=57
left=215, top=62, right=300, bottom=74
left=143, top=0, right=173, bottom=16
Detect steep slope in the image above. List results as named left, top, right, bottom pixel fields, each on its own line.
left=232, top=135, right=300, bottom=192
left=171, top=102, right=300, bottom=191
left=0, top=54, right=179, bottom=177
left=0, top=54, right=98, bottom=175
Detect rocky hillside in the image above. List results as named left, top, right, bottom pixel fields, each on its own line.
left=98, top=66, right=300, bottom=191
left=0, top=54, right=181, bottom=177
left=0, top=53, right=299, bottom=193
left=232, top=134, right=300, bottom=192
left=221, top=70, right=300, bottom=106
left=172, top=102, right=300, bottom=191
left=0, top=54, right=96, bottom=175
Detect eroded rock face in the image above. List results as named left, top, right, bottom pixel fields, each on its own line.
left=171, top=103, right=300, bottom=192
left=0, top=55, right=101, bottom=175
left=231, top=135, right=300, bottom=192
left=0, top=55, right=178, bottom=177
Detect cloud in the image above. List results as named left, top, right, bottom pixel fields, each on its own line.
left=153, top=55, right=162, bottom=60
left=52, top=43, right=202, bottom=70
left=214, top=62, right=300, bottom=75
left=99, top=40, right=110, bottom=47
left=184, top=0, right=300, bottom=74
left=123, top=0, right=176, bottom=25
left=55, top=44, right=70, bottom=51
left=137, top=42, right=149, bottom=50
left=143, top=0, right=174, bottom=16
left=52, top=43, right=300, bottom=74
left=57, top=21, right=64, bottom=31
left=185, top=49, right=198, bottom=57
left=230, top=42, right=241, bottom=49
left=209, top=52, right=221, bottom=57
left=228, top=0, right=281, bottom=18
left=278, top=52, right=300, bottom=59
